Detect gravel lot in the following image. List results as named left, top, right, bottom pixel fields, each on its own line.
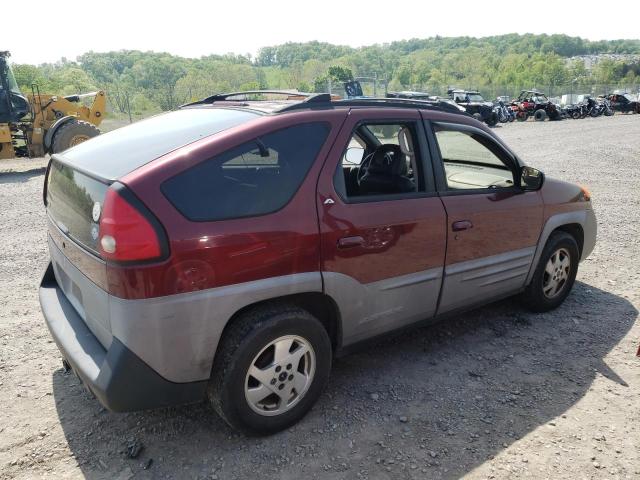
left=0, top=115, right=639, bottom=480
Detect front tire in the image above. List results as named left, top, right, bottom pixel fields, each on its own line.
left=520, top=231, right=579, bottom=312
left=208, top=304, right=332, bottom=435
left=534, top=109, right=547, bottom=121
left=51, top=120, right=100, bottom=153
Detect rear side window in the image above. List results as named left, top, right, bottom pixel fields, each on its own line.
left=162, top=122, right=329, bottom=221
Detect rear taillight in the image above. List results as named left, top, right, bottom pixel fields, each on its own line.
left=98, top=184, right=168, bottom=263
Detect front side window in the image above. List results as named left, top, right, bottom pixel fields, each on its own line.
left=434, top=127, right=515, bottom=190
left=335, top=122, right=424, bottom=199
left=162, top=122, right=329, bottom=221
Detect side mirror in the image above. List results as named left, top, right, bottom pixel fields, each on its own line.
left=344, top=147, right=365, bottom=164
left=520, top=166, right=544, bottom=191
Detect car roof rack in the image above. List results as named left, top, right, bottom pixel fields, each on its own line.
left=181, top=90, right=466, bottom=116
left=276, top=97, right=467, bottom=115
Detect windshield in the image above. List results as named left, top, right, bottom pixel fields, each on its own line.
left=5, top=63, right=22, bottom=94
left=623, top=94, right=634, bottom=101
left=531, top=95, right=549, bottom=103
left=467, top=94, right=484, bottom=102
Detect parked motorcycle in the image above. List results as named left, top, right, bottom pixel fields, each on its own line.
left=585, top=97, right=599, bottom=117
left=602, top=98, right=614, bottom=116
left=571, top=102, right=589, bottom=119
left=493, top=99, right=515, bottom=123
left=563, top=104, right=578, bottom=118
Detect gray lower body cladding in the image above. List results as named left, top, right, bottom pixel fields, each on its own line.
left=39, top=263, right=207, bottom=411
left=45, top=235, right=324, bottom=385
left=438, top=247, right=536, bottom=314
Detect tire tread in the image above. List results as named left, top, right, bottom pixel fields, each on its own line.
left=208, top=304, right=330, bottom=434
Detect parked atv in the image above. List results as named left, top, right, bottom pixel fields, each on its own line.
left=448, top=89, right=499, bottom=126
left=511, top=90, right=561, bottom=121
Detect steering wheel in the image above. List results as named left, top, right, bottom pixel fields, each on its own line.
left=356, top=144, right=398, bottom=185
left=356, top=151, right=375, bottom=185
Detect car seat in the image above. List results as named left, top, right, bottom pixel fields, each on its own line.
left=359, top=144, right=415, bottom=195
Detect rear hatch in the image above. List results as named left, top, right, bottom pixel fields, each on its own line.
left=46, top=162, right=113, bottom=347
left=45, top=107, right=261, bottom=347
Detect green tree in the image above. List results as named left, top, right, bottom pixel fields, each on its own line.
left=11, top=64, right=47, bottom=92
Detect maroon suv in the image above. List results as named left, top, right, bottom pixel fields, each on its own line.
left=40, top=92, right=596, bottom=434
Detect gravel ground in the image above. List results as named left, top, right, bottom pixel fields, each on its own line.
left=0, top=115, right=639, bottom=480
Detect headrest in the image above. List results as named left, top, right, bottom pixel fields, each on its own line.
left=398, top=127, right=414, bottom=157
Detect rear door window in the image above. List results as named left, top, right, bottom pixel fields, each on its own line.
left=162, top=122, right=329, bottom=221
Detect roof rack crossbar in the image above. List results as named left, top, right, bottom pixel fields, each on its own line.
left=181, top=90, right=314, bottom=108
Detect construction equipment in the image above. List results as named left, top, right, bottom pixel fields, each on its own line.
left=0, top=51, right=105, bottom=159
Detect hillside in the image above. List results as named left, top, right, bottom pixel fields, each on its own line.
left=11, top=34, right=640, bottom=115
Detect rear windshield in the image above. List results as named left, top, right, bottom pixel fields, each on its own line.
left=161, top=122, right=329, bottom=222
left=46, top=161, right=108, bottom=255
left=57, top=108, right=260, bottom=180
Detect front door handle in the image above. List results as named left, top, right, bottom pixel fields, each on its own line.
left=452, top=220, right=473, bottom=231
left=338, top=235, right=364, bottom=249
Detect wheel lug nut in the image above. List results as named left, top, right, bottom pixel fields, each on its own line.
left=275, top=366, right=281, bottom=373
left=286, top=364, right=292, bottom=370
left=278, top=384, right=284, bottom=390
left=270, top=379, right=276, bottom=385
left=288, top=375, right=294, bottom=381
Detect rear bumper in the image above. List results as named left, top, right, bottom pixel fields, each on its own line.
left=39, top=263, right=207, bottom=412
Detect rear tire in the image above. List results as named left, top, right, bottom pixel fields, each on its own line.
left=516, top=111, right=527, bottom=121
left=534, top=109, right=546, bottom=121
left=520, top=231, right=579, bottom=312
left=486, top=112, right=498, bottom=127
left=208, top=304, right=332, bottom=435
left=51, top=120, right=100, bottom=153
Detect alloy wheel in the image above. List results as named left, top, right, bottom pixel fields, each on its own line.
left=542, top=247, right=571, bottom=299
left=244, top=335, right=315, bottom=416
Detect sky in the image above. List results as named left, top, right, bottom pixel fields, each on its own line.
left=5, top=0, right=640, bottom=65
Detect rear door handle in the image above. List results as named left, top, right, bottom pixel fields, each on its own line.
left=452, top=220, right=473, bottom=231
left=338, top=236, right=364, bottom=249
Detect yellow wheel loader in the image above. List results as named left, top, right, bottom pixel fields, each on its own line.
left=0, top=51, right=105, bottom=159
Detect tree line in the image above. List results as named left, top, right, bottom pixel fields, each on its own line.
left=11, top=34, right=640, bottom=116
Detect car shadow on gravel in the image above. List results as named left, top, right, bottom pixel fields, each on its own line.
left=0, top=167, right=46, bottom=184
left=52, top=280, right=637, bottom=479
